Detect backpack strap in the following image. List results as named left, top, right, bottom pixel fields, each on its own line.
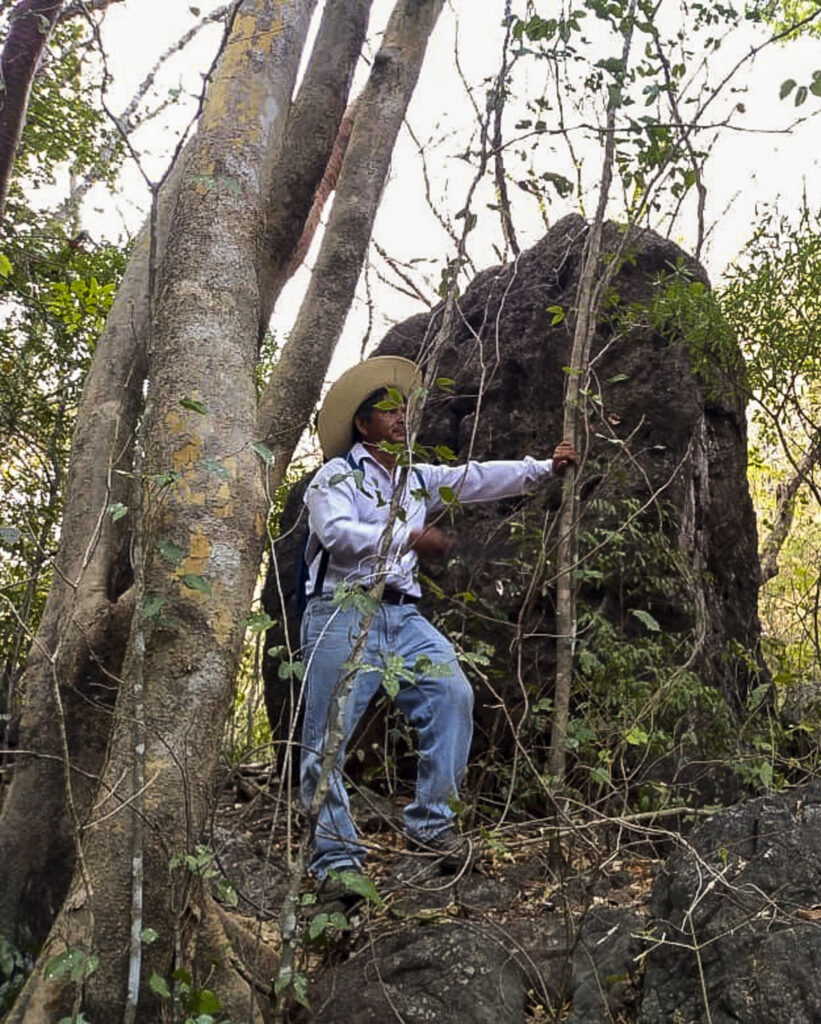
left=302, top=455, right=425, bottom=607
left=304, top=451, right=362, bottom=603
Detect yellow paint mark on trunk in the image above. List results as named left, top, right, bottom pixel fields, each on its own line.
left=212, top=598, right=235, bottom=646
left=214, top=481, right=234, bottom=518
left=182, top=532, right=211, bottom=576
left=172, top=439, right=203, bottom=473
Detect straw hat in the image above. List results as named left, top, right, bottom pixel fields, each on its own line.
left=317, top=356, right=421, bottom=459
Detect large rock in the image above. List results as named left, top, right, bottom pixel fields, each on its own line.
left=263, top=215, right=762, bottom=790
left=640, top=784, right=821, bottom=1024
left=302, top=921, right=529, bottom=1023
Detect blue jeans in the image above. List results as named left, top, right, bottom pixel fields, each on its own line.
left=299, top=595, right=474, bottom=878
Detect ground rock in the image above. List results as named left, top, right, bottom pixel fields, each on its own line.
left=303, top=920, right=529, bottom=1023
left=568, top=905, right=644, bottom=1023
left=640, top=783, right=821, bottom=1023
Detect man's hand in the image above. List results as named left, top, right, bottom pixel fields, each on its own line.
left=552, top=440, right=580, bottom=476
left=409, top=525, right=454, bottom=560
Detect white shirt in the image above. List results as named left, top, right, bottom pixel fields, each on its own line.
left=304, top=443, right=555, bottom=599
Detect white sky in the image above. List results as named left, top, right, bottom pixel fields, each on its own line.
left=82, top=0, right=821, bottom=381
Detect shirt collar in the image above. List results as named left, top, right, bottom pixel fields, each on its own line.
left=349, top=442, right=393, bottom=481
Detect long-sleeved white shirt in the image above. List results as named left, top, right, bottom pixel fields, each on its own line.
left=303, top=442, right=555, bottom=599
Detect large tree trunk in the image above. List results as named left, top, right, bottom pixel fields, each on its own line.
left=0, top=0, right=372, bottom=952
left=258, top=0, right=446, bottom=481
left=3, top=0, right=447, bottom=1016
left=8, top=1, right=319, bottom=1019
left=0, top=0, right=64, bottom=222
left=260, top=0, right=370, bottom=316
left=0, top=161, right=171, bottom=947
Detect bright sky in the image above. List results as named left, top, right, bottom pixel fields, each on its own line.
left=83, top=0, right=821, bottom=380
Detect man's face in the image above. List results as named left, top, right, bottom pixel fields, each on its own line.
left=354, top=402, right=407, bottom=448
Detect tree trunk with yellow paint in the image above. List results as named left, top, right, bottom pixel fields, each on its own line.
left=2, top=0, right=447, bottom=1018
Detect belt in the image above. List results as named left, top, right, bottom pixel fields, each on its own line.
left=316, top=588, right=420, bottom=606
left=382, top=587, right=419, bottom=606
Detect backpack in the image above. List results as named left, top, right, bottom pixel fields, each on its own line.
left=294, top=453, right=425, bottom=617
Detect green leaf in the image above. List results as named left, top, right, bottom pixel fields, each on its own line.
left=203, top=457, right=229, bottom=479
left=0, top=252, right=12, bottom=277
left=435, top=376, right=455, bottom=392
left=70, top=951, right=99, bottom=983
left=188, top=988, right=221, bottom=1014
left=44, top=949, right=74, bottom=980
left=141, top=593, right=167, bottom=620
left=333, top=869, right=384, bottom=909
left=438, top=485, right=457, bottom=505
left=309, top=913, right=330, bottom=940
left=374, top=386, right=405, bottom=411
left=141, top=927, right=159, bottom=944
left=541, top=171, right=574, bottom=198
left=278, top=659, right=305, bottom=681
left=180, top=573, right=211, bottom=595
left=381, top=673, right=400, bottom=700
left=158, top=538, right=185, bottom=565
left=106, top=501, right=128, bottom=523
left=779, top=78, right=796, bottom=99
left=215, top=877, right=239, bottom=907
left=625, top=724, right=649, bottom=746
left=631, top=608, right=660, bottom=632
left=434, top=444, right=457, bottom=462
left=547, top=304, right=565, bottom=325
left=293, top=971, right=310, bottom=1008
left=150, top=970, right=171, bottom=999
left=179, top=397, right=207, bottom=415
left=252, top=441, right=275, bottom=465
left=795, top=85, right=808, bottom=106
left=244, top=610, right=274, bottom=634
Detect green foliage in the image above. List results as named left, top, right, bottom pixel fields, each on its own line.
left=149, top=963, right=231, bottom=1022
left=6, top=21, right=122, bottom=198
left=721, top=207, right=821, bottom=441
left=747, top=0, right=821, bottom=38
left=721, top=205, right=821, bottom=693
left=326, top=867, right=384, bottom=909
left=44, top=946, right=99, bottom=982
left=636, top=260, right=743, bottom=403
left=0, top=934, right=31, bottom=1014
left=0, top=226, right=126, bottom=705
left=169, top=845, right=238, bottom=908
left=0, top=15, right=130, bottom=713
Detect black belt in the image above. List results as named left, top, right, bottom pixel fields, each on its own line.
left=382, top=587, right=419, bottom=606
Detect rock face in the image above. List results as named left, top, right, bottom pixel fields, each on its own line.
left=263, top=214, right=762, bottom=791
left=640, top=784, right=821, bottom=1024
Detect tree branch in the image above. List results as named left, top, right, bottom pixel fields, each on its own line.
left=760, top=435, right=821, bottom=584
left=0, top=0, right=65, bottom=222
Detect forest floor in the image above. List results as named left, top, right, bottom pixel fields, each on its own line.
left=210, top=763, right=665, bottom=1022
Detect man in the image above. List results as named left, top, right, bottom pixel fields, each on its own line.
left=300, top=355, right=578, bottom=887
